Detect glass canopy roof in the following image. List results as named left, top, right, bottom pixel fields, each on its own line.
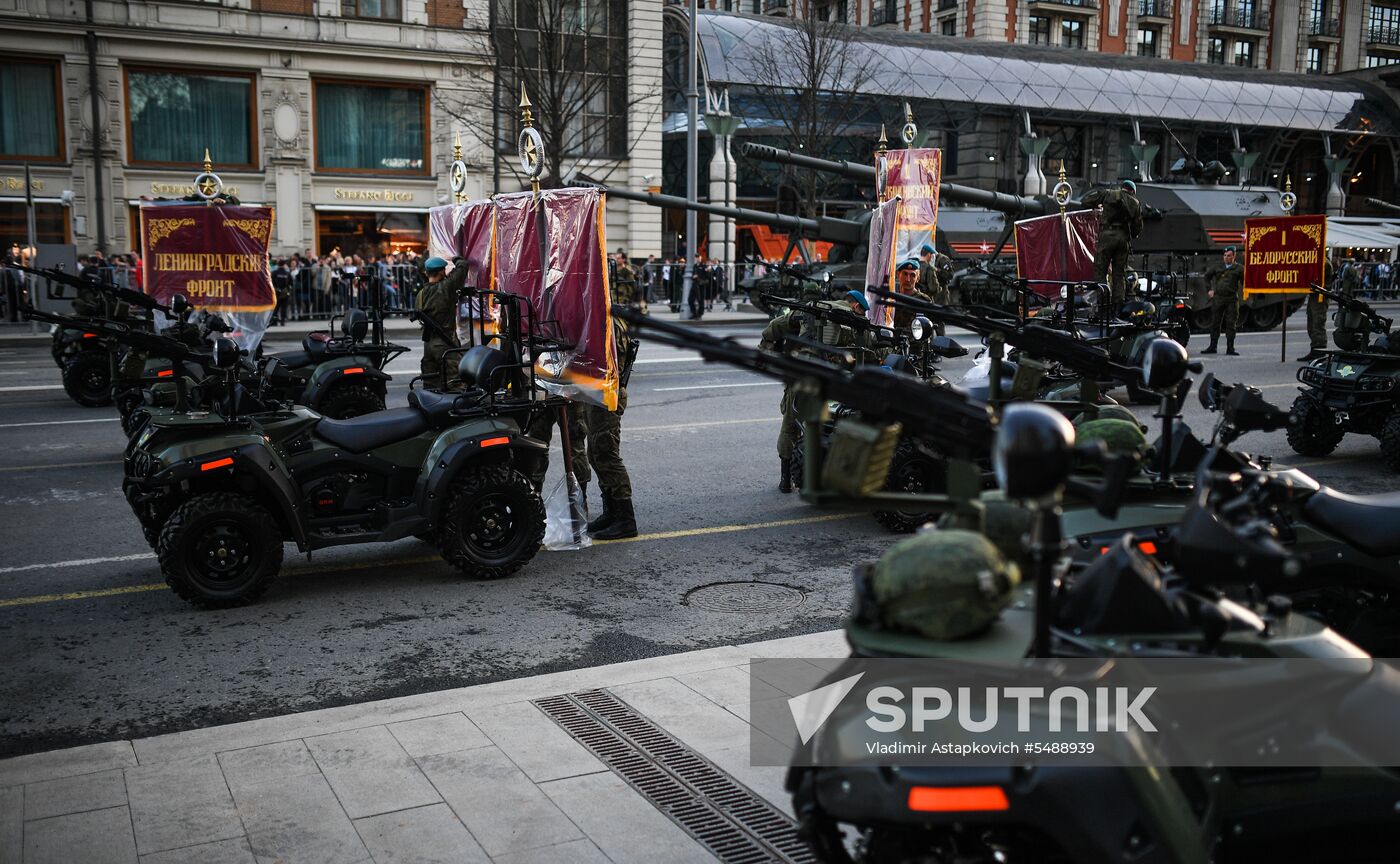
left=696, top=11, right=1400, bottom=136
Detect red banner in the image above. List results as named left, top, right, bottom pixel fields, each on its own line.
left=1243, top=215, right=1326, bottom=297
left=139, top=204, right=275, bottom=312
left=492, top=189, right=618, bottom=410
left=1014, top=211, right=1099, bottom=297
left=884, top=148, right=941, bottom=262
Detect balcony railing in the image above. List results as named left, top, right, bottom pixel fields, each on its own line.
left=1369, top=25, right=1400, bottom=45
left=1032, top=0, right=1099, bottom=9
left=1207, top=6, right=1265, bottom=27
left=1309, top=16, right=1341, bottom=35
left=1138, top=0, right=1168, bottom=16
left=871, top=4, right=898, bottom=24
left=938, top=0, right=958, bottom=10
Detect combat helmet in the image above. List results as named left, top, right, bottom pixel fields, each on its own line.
left=871, top=529, right=1020, bottom=641
left=1075, top=404, right=1141, bottom=427
left=1075, top=418, right=1149, bottom=472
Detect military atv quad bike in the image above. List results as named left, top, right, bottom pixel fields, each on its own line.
left=122, top=292, right=559, bottom=607
left=1289, top=284, right=1400, bottom=469
left=788, top=403, right=1400, bottom=864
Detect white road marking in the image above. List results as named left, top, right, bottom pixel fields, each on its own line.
left=653, top=382, right=780, bottom=392
left=0, top=417, right=120, bottom=430
left=627, top=417, right=771, bottom=433
left=0, top=384, right=63, bottom=392
left=0, top=552, right=153, bottom=575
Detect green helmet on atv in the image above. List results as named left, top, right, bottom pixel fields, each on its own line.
left=1075, top=418, right=1149, bottom=473
left=1075, top=404, right=1141, bottom=427
left=871, top=529, right=1021, bottom=641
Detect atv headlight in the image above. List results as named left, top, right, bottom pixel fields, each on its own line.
left=1359, top=375, right=1395, bottom=392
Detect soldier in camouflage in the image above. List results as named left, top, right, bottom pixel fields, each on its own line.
left=1299, top=256, right=1335, bottom=362
left=612, top=251, right=639, bottom=311
left=1202, top=246, right=1245, bottom=355
left=414, top=257, right=464, bottom=388
left=894, top=258, right=935, bottom=333
left=1081, top=179, right=1144, bottom=308
left=582, top=275, right=639, bottom=540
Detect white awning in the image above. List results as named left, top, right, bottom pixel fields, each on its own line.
left=1326, top=219, right=1400, bottom=254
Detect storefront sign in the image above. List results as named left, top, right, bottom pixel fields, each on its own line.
left=150, top=181, right=242, bottom=198
left=333, top=187, right=415, bottom=203
left=3, top=177, right=45, bottom=192
left=1243, top=214, right=1326, bottom=297
left=140, top=203, right=276, bottom=311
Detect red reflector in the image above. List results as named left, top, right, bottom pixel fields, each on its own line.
left=82, top=333, right=98, bottom=339
left=480, top=436, right=511, bottom=448
left=342, top=367, right=364, bottom=375
left=200, top=457, right=234, bottom=472
left=1174, top=303, right=1185, bottom=309
left=908, top=786, right=1009, bottom=812
left=1138, top=540, right=1158, bottom=555
left=156, top=369, right=174, bottom=378
left=1099, top=546, right=1110, bottom=555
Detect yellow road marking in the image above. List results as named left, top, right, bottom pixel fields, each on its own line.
left=0, top=512, right=862, bottom=609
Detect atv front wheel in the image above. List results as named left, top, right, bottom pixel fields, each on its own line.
left=157, top=493, right=283, bottom=607
left=61, top=352, right=113, bottom=407
left=318, top=382, right=384, bottom=419
left=873, top=439, right=946, bottom=533
left=440, top=463, right=544, bottom=579
left=1380, top=411, right=1400, bottom=471
left=1287, top=396, right=1344, bottom=457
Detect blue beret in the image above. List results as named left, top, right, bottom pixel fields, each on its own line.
left=424, top=256, right=448, bottom=273
left=845, top=290, right=870, bottom=311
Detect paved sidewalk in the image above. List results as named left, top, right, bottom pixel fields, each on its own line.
left=0, top=629, right=846, bottom=864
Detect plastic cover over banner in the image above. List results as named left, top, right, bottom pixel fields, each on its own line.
left=864, top=196, right=902, bottom=327
left=1013, top=210, right=1099, bottom=298
left=139, top=202, right=276, bottom=352
left=884, top=148, right=941, bottom=264
left=493, top=188, right=618, bottom=410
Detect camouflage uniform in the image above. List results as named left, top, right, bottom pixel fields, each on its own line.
left=763, top=311, right=804, bottom=461
left=1204, top=258, right=1245, bottom=352
left=1306, top=258, right=1335, bottom=351
left=526, top=403, right=591, bottom=489
left=416, top=265, right=465, bottom=387
left=1082, top=188, right=1144, bottom=306
left=893, top=286, right=933, bottom=331
left=613, top=261, right=637, bottom=307
left=584, top=308, right=633, bottom=502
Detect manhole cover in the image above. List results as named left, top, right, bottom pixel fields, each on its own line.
left=683, top=581, right=805, bottom=613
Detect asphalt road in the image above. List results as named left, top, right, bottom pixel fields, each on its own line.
left=0, top=316, right=1393, bottom=758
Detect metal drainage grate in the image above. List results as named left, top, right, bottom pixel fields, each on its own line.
left=533, top=689, right=816, bottom=864
left=683, top=581, right=806, bottom=614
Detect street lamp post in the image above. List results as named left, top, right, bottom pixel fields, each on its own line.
left=682, top=0, right=699, bottom=319
left=703, top=87, right=740, bottom=301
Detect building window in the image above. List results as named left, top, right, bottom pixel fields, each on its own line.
left=0, top=59, right=61, bottom=160
left=342, top=0, right=400, bottom=19
left=1235, top=0, right=1257, bottom=26
left=1137, top=26, right=1158, bottom=56
left=1234, top=38, right=1255, bottom=66
left=313, top=80, right=427, bottom=174
left=1307, top=46, right=1323, bottom=72
left=1208, top=36, right=1227, bottom=63
left=1029, top=15, right=1051, bottom=43
left=126, top=67, right=254, bottom=168
left=1367, top=53, right=1400, bottom=65
left=941, top=15, right=957, bottom=34
left=1061, top=18, right=1084, bottom=47
left=1370, top=4, right=1400, bottom=42
left=1207, top=0, right=1225, bottom=24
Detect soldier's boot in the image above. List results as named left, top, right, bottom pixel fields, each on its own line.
left=1201, top=340, right=1218, bottom=355
left=779, top=458, right=793, bottom=494
left=586, top=494, right=612, bottom=534
left=1226, top=338, right=1239, bottom=356
left=592, top=497, right=637, bottom=540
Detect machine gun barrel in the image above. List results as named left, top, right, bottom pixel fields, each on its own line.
left=1310, top=282, right=1393, bottom=333
left=760, top=293, right=882, bottom=333
left=7, top=262, right=168, bottom=314
left=738, top=142, right=1080, bottom=218
left=22, top=307, right=199, bottom=363
left=870, top=288, right=1142, bottom=384
left=574, top=182, right=865, bottom=247
left=612, top=306, right=993, bottom=456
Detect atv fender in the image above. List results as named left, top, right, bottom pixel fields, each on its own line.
left=303, top=357, right=389, bottom=406
left=141, top=438, right=307, bottom=550
left=416, top=417, right=548, bottom=529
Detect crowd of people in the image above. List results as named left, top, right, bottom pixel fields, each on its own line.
left=637, top=256, right=735, bottom=316
left=268, top=248, right=428, bottom=324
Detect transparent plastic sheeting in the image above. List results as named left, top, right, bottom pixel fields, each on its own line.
left=431, top=201, right=499, bottom=343
left=1014, top=210, right=1100, bottom=296
left=433, top=189, right=618, bottom=410
left=138, top=203, right=277, bottom=353
left=865, top=196, right=901, bottom=328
